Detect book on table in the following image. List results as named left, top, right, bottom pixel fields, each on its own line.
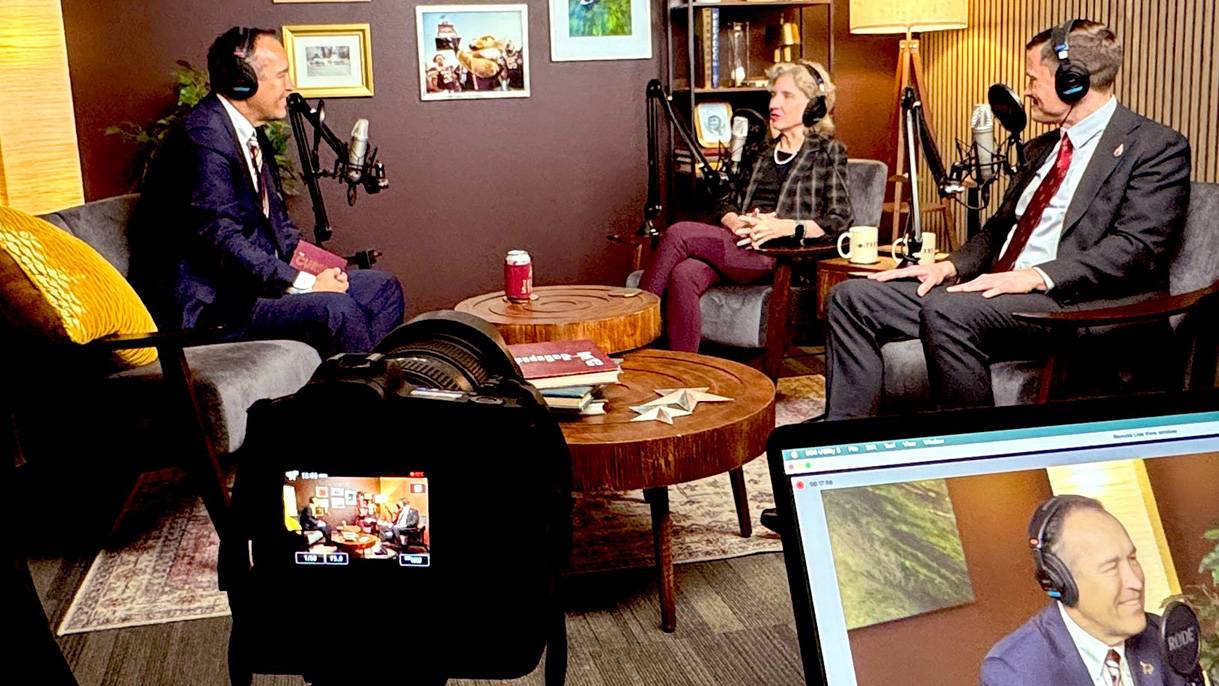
left=508, top=340, right=621, bottom=390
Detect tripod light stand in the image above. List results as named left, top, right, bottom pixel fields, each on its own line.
left=849, top=0, right=967, bottom=248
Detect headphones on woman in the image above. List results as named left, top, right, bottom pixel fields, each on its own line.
left=800, top=62, right=828, bottom=127
left=1050, top=19, right=1091, bottom=104
left=1028, top=496, right=1080, bottom=607
left=211, top=27, right=260, bottom=101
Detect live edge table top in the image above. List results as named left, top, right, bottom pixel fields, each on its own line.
left=454, top=284, right=661, bottom=354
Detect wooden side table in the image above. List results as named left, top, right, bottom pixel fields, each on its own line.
left=561, top=350, right=775, bottom=632
left=454, top=285, right=661, bottom=354
left=815, top=256, right=898, bottom=320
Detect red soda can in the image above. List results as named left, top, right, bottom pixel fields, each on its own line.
left=504, top=250, right=533, bottom=302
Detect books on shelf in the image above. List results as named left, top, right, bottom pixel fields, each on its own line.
left=508, top=339, right=621, bottom=390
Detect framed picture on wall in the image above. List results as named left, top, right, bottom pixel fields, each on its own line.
left=693, top=102, right=732, bottom=149
left=282, top=24, right=374, bottom=98
left=345, top=491, right=357, bottom=506
left=549, top=0, right=651, bottom=61
left=316, top=486, right=329, bottom=498
left=416, top=5, right=530, bottom=101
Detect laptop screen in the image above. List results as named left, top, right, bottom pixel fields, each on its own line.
left=767, top=392, right=1219, bottom=686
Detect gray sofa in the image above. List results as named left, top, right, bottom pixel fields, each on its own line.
left=33, top=194, right=321, bottom=454
left=10, top=195, right=320, bottom=529
left=878, top=181, right=1219, bottom=411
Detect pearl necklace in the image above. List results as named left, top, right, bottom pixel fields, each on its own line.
left=774, top=145, right=798, bottom=165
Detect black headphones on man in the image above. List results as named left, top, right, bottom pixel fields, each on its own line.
left=1050, top=19, right=1091, bottom=104
left=1027, top=496, right=1081, bottom=607
left=211, top=26, right=260, bottom=101
left=800, top=61, right=828, bottom=128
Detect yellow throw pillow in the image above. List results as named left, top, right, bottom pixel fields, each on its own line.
left=0, top=205, right=157, bottom=368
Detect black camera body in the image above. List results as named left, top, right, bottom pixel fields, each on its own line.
left=224, top=312, right=572, bottom=685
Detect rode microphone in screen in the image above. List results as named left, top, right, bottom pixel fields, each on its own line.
left=1161, top=601, right=1205, bottom=686
left=970, top=104, right=994, bottom=183
left=346, top=118, right=370, bottom=186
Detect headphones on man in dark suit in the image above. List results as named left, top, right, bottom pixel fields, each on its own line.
left=1028, top=496, right=1081, bottom=607
left=1050, top=19, right=1091, bottom=104
left=210, top=27, right=260, bottom=101
left=800, top=62, right=828, bottom=128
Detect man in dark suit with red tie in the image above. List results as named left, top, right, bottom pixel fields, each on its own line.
left=824, top=19, right=1191, bottom=418
left=133, top=27, right=404, bottom=356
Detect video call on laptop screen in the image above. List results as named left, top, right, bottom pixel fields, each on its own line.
left=779, top=409, right=1219, bottom=686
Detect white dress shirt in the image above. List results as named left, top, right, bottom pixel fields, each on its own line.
left=216, top=95, right=316, bottom=293
left=1000, top=96, right=1119, bottom=290
left=1058, top=602, right=1136, bottom=686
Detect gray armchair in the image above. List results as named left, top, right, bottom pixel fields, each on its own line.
left=7, top=195, right=321, bottom=540
left=628, top=159, right=888, bottom=378
left=878, top=181, right=1219, bottom=412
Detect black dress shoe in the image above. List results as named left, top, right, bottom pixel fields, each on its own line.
left=760, top=507, right=784, bottom=534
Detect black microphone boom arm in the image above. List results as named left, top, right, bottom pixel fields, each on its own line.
left=286, top=93, right=387, bottom=255
left=635, top=80, right=734, bottom=244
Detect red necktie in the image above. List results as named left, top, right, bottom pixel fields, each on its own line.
left=247, top=136, right=269, bottom=217
left=1104, top=649, right=1122, bottom=685
left=993, top=135, right=1074, bottom=272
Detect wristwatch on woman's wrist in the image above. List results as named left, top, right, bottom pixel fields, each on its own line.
left=793, top=222, right=806, bottom=245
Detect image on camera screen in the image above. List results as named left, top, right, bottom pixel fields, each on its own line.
left=283, top=470, right=431, bottom=568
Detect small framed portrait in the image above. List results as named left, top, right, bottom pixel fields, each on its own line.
left=417, top=5, right=530, bottom=101
left=330, top=487, right=344, bottom=498
left=282, top=24, right=374, bottom=98
left=694, top=102, right=733, bottom=148
left=316, top=486, right=329, bottom=498
left=345, top=491, right=357, bottom=506
left=549, top=0, right=652, bottom=61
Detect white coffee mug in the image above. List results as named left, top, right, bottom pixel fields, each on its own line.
left=893, top=231, right=938, bottom=264
left=836, top=225, right=880, bottom=264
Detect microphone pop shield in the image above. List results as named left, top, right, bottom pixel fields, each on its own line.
left=346, top=118, right=370, bottom=185
left=1161, top=601, right=1202, bottom=677
left=729, top=116, right=749, bottom=164
left=988, top=83, right=1027, bottom=135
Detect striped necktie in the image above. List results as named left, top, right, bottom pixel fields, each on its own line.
left=247, top=135, right=269, bottom=217
left=993, top=134, right=1074, bottom=272
left=1104, top=649, right=1122, bottom=686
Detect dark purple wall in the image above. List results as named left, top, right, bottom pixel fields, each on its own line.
left=62, top=1, right=896, bottom=316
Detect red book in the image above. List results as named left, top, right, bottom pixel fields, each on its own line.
left=507, top=339, right=621, bottom=390
left=289, top=241, right=347, bottom=275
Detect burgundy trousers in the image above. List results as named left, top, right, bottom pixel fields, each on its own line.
left=639, top=221, right=775, bottom=352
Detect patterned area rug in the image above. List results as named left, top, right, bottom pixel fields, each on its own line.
left=56, top=374, right=824, bottom=635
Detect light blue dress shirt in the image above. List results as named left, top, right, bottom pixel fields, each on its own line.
left=999, top=96, right=1119, bottom=290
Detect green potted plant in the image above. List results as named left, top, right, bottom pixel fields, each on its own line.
left=1163, top=523, right=1219, bottom=683
left=107, top=61, right=296, bottom=193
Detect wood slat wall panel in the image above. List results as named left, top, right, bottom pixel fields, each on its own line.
left=918, top=0, right=1216, bottom=243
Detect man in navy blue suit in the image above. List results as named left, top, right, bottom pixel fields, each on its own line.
left=981, top=495, right=1194, bottom=685
left=133, top=27, right=404, bottom=356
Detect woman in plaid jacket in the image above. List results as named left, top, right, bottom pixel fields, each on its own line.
left=640, top=61, right=854, bottom=352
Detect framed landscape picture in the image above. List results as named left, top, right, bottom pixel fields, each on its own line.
left=417, top=5, right=530, bottom=101
left=549, top=0, right=651, bottom=61
left=282, top=24, right=374, bottom=98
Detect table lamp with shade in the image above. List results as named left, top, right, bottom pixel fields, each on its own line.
left=850, top=0, right=968, bottom=246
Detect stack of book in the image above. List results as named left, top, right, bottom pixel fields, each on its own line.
left=508, top=339, right=621, bottom=416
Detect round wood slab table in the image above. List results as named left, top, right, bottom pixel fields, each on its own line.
left=454, top=284, right=661, bottom=354
left=560, top=349, right=776, bottom=632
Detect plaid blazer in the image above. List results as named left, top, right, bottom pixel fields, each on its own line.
left=718, top=132, right=855, bottom=239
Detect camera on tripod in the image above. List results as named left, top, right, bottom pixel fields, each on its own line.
left=224, top=311, right=572, bottom=686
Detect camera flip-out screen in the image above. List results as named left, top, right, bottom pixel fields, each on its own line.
left=284, top=470, right=431, bottom=568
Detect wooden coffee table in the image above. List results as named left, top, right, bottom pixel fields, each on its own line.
left=561, top=349, right=775, bottom=632
left=454, top=284, right=661, bottom=354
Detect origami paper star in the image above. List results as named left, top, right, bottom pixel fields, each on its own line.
left=628, top=404, right=692, bottom=424
left=638, top=387, right=732, bottom=412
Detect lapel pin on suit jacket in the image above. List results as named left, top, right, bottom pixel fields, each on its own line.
left=1114, top=143, right=1125, bottom=158
left=1140, top=659, right=1154, bottom=675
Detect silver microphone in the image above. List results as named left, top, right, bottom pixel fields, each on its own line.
left=729, top=115, right=750, bottom=164
left=346, top=118, right=369, bottom=185
left=971, top=104, right=994, bottom=183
